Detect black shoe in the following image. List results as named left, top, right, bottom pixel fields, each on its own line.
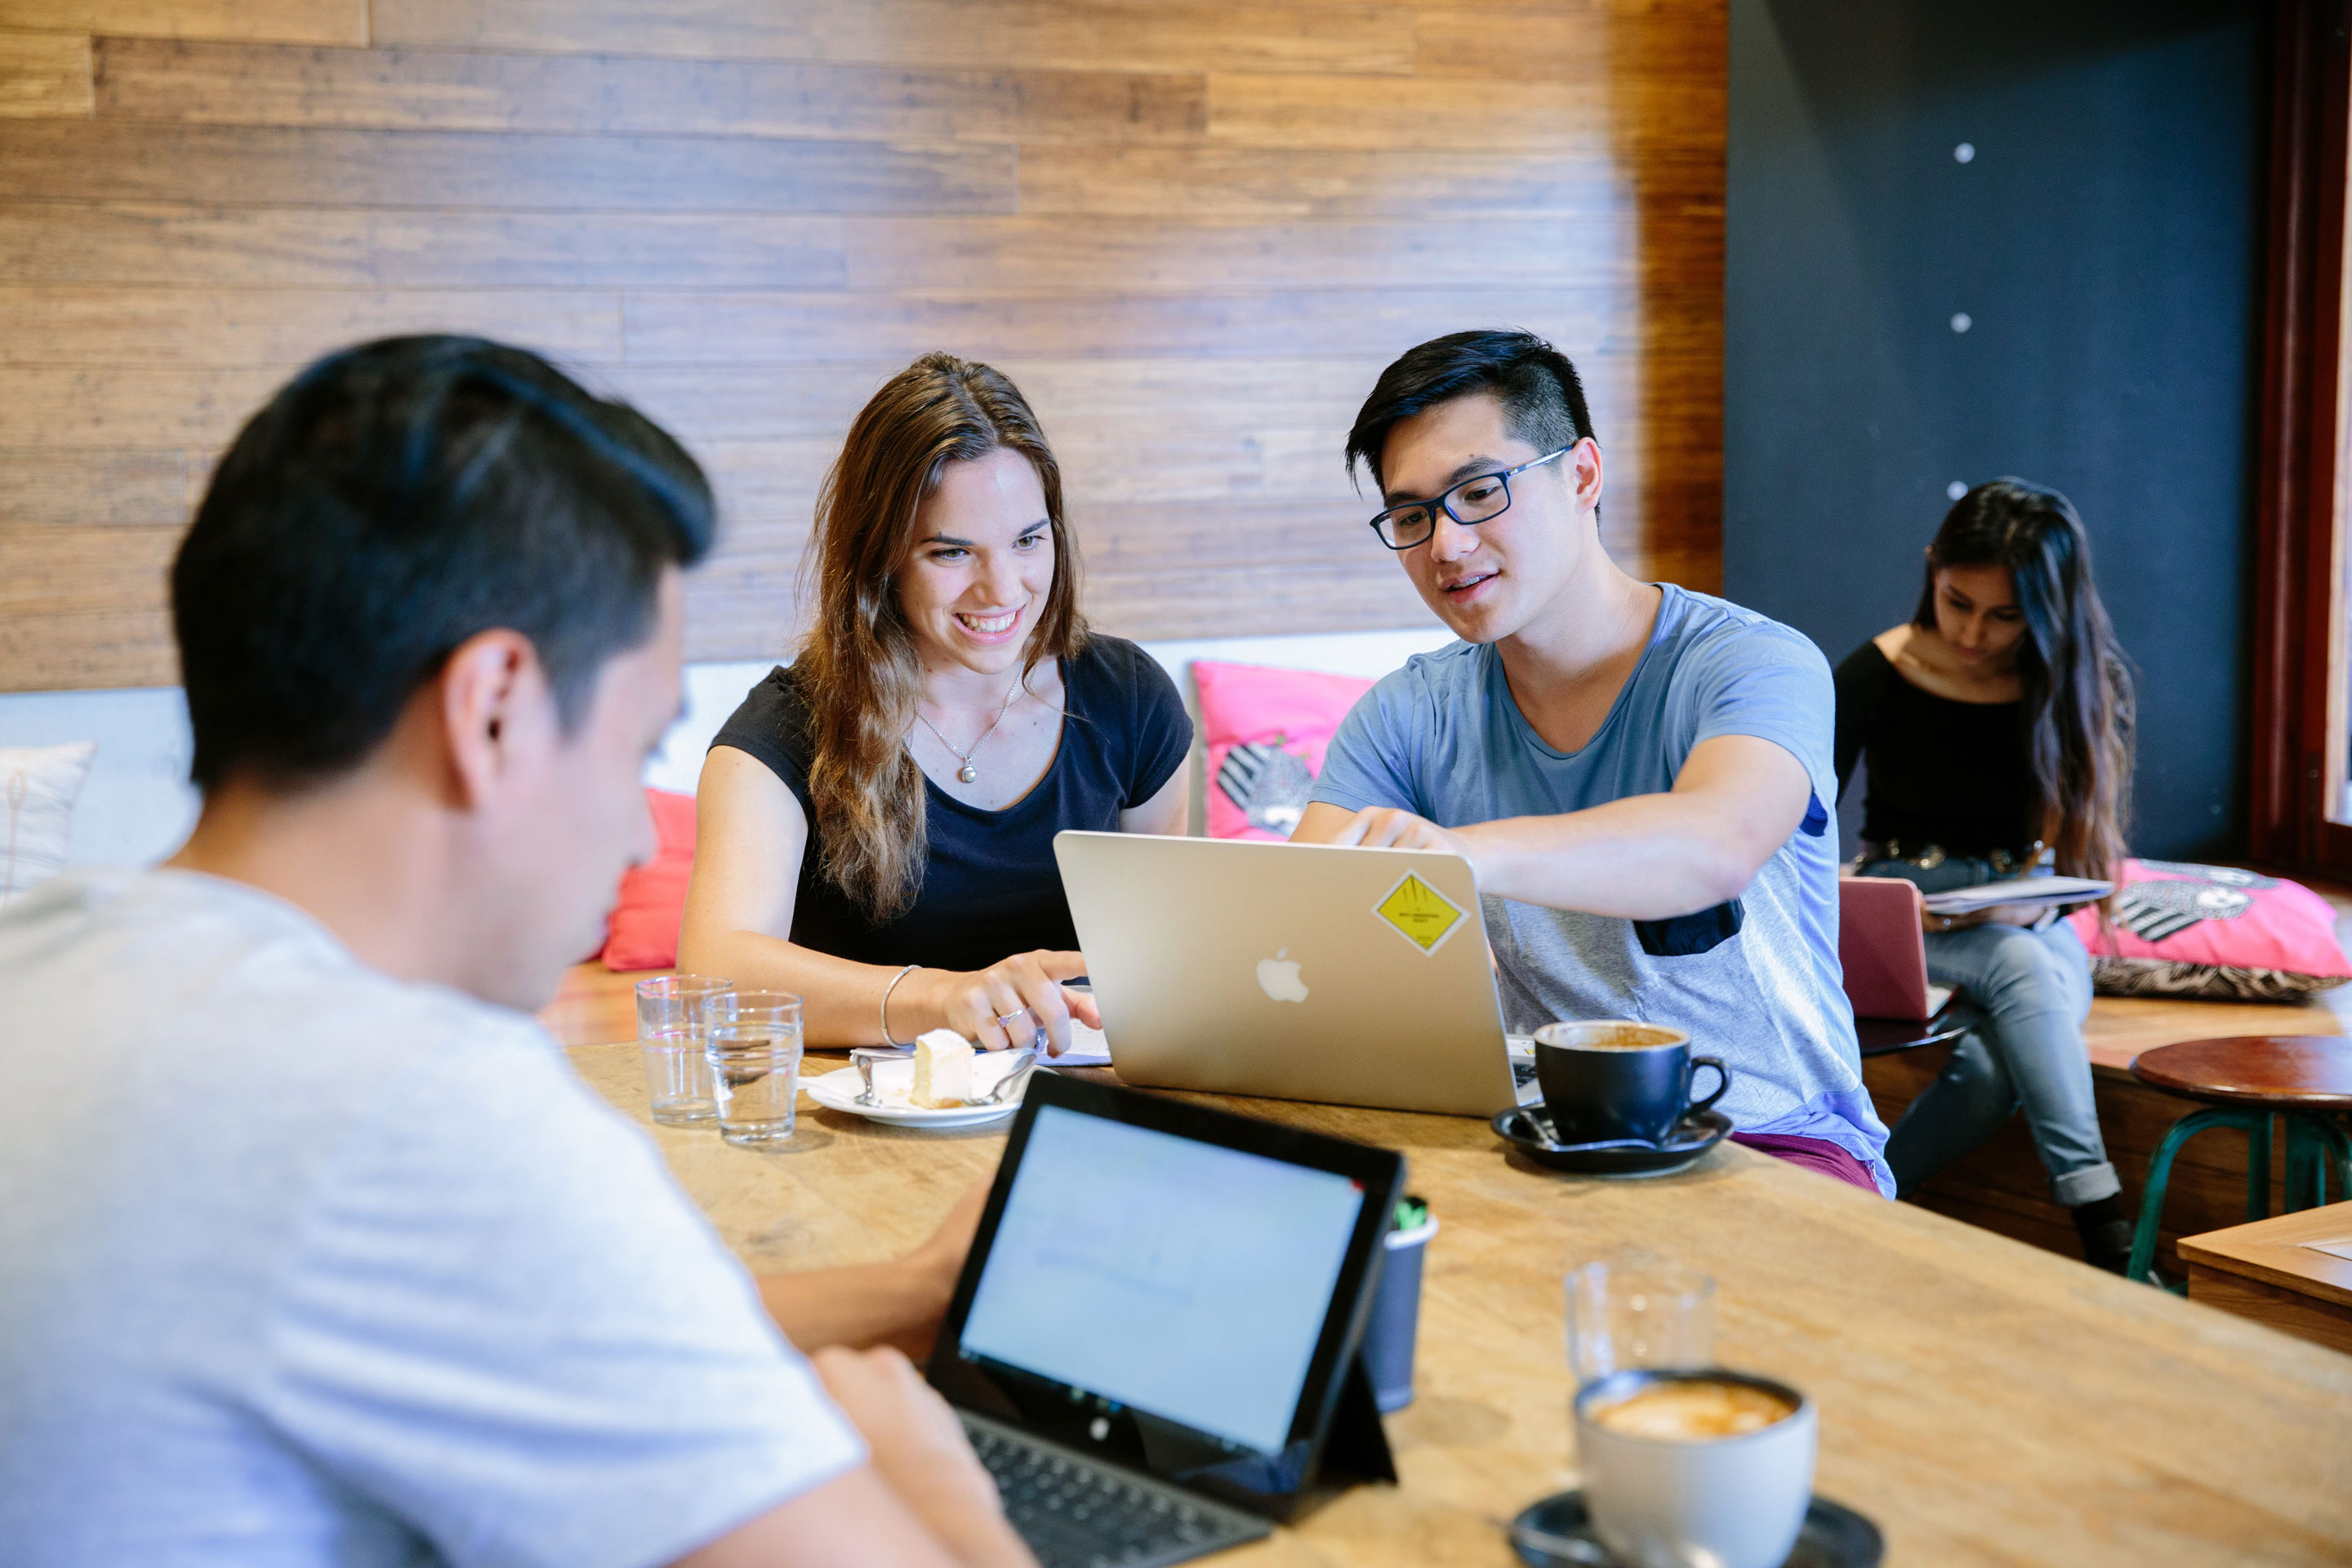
left=2078, top=1217, right=2136, bottom=1275
left=2070, top=1196, right=2136, bottom=1275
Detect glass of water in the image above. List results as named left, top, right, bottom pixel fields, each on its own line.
left=704, top=989, right=804, bottom=1149
left=1565, top=1247, right=1716, bottom=1388
left=635, top=974, right=732, bottom=1125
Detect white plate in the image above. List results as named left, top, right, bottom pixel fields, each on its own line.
left=804, top=1056, right=1031, bottom=1129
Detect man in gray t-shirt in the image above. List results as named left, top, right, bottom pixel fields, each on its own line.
left=0, top=339, right=1033, bottom=1567
left=1295, top=331, right=1890, bottom=1193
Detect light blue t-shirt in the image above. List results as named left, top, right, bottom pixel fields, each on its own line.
left=1311, top=586, right=1891, bottom=1192
left=0, top=870, right=866, bottom=1567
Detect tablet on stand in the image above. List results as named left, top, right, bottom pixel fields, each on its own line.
left=929, top=1071, right=1405, bottom=1557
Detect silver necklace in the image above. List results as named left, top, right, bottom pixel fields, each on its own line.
left=914, top=678, right=1022, bottom=784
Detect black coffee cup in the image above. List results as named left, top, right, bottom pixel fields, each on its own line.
left=1531, top=1020, right=1730, bottom=1147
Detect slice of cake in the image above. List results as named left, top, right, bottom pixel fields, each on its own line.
left=910, top=1029, right=975, bottom=1108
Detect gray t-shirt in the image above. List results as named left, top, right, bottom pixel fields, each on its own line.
left=0, top=870, right=864, bottom=1567
left=1311, top=586, right=1891, bottom=1192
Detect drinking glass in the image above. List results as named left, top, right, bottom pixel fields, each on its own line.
left=635, top=974, right=732, bottom=1125
left=705, top=989, right=804, bottom=1149
left=1565, top=1247, right=1716, bottom=1387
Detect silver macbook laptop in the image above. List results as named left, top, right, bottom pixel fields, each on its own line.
left=1053, top=832, right=1536, bottom=1118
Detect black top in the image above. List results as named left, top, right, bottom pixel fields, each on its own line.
left=711, top=635, right=1192, bottom=971
left=1833, top=640, right=2035, bottom=857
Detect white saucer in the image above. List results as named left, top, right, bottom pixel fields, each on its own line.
left=804, top=1056, right=1031, bottom=1129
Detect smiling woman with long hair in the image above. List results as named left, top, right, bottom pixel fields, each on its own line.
left=679, top=354, right=1192, bottom=1051
left=1834, top=479, right=2137, bottom=1269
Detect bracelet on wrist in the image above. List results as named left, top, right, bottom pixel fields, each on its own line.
left=880, top=963, right=920, bottom=1047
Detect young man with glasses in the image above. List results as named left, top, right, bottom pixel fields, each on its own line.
left=1292, top=330, right=1891, bottom=1194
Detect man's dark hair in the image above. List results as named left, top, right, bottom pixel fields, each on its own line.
left=172, top=335, right=716, bottom=791
left=1344, top=329, right=1597, bottom=492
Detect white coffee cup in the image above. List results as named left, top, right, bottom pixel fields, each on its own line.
left=1572, top=1368, right=1815, bottom=1568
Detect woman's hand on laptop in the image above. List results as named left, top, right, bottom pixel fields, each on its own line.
left=908, top=951, right=1101, bottom=1055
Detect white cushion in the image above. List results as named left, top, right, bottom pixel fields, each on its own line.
left=1, top=742, right=96, bottom=906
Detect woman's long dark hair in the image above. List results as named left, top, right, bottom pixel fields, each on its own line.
left=1913, top=479, right=2135, bottom=884
left=791, top=354, right=1087, bottom=920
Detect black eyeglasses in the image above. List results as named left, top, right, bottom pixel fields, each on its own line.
left=1366, top=446, right=1575, bottom=550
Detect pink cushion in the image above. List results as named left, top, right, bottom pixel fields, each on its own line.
left=600, top=788, right=697, bottom=972
left=1194, top=661, right=1375, bottom=840
left=2067, top=858, right=2351, bottom=1001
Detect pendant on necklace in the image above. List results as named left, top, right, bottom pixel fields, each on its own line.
left=958, top=764, right=978, bottom=783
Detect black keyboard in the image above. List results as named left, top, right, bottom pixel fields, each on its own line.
left=962, top=1412, right=1270, bottom=1568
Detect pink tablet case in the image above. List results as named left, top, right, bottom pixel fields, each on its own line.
left=1839, top=876, right=1934, bottom=1021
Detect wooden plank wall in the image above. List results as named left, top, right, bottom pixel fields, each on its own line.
left=0, top=0, right=1726, bottom=692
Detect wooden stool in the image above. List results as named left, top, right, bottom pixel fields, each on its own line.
left=2127, top=1036, right=2352, bottom=1289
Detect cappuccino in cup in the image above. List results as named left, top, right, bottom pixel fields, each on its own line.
left=1588, top=1377, right=1797, bottom=1441
left=1574, top=1369, right=1815, bottom=1568
left=1547, top=1022, right=1687, bottom=1053
left=1531, top=1019, right=1731, bottom=1146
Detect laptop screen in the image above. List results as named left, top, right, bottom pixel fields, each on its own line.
left=953, top=1101, right=1370, bottom=1457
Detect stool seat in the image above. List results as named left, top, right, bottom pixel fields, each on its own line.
left=2126, top=1037, right=2352, bottom=1288
left=2129, top=1036, right=2352, bottom=1111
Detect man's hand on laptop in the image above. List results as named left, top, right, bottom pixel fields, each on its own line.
left=815, top=1346, right=1038, bottom=1568
left=1309, top=804, right=1477, bottom=862
left=672, top=1343, right=1036, bottom=1568
left=755, top=1177, right=991, bottom=1361
left=908, top=1177, right=991, bottom=1301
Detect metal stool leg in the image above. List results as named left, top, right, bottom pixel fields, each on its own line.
left=2285, top=1112, right=2352, bottom=1208
left=2285, top=1117, right=2323, bottom=1211
left=2128, top=1107, right=2270, bottom=1290
left=2247, top=1113, right=2274, bottom=1223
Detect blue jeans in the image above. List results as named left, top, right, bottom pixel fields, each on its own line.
left=1862, top=858, right=2121, bottom=1205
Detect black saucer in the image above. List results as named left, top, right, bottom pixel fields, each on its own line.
left=1508, top=1489, right=1882, bottom=1567
left=1491, top=1105, right=1731, bottom=1176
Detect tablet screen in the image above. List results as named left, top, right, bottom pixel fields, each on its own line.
left=955, top=1102, right=1370, bottom=1455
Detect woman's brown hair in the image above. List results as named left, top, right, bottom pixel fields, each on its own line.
left=791, top=353, right=1087, bottom=919
left=1912, top=479, right=2135, bottom=885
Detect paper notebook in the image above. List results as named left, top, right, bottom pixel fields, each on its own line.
left=1922, top=877, right=2114, bottom=916
left=854, top=1022, right=1111, bottom=1068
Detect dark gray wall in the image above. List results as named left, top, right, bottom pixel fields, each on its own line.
left=1724, top=0, right=2266, bottom=861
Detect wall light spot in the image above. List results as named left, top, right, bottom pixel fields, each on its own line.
left=1951, top=312, right=1972, bottom=333
left=1954, top=142, right=1976, bottom=163
left=1947, top=481, right=1968, bottom=501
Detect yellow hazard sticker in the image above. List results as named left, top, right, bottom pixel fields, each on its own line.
left=1373, top=871, right=1468, bottom=956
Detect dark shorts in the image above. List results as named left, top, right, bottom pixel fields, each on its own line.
left=1730, top=1132, right=1882, bottom=1193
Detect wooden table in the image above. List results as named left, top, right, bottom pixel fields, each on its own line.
left=2181, top=1205, right=2352, bottom=1358
left=559, top=1027, right=2352, bottom=1567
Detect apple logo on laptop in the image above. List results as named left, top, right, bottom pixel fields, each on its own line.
left=1255, top=948, right=1309, bottom=1004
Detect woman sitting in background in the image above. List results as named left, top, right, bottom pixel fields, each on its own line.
left=679, top=353, right=1192, bottom=1051
left=1834, top=479, right=2137, bottom=1272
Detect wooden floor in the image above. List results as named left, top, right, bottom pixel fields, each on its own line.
left=546, top=886, right=2352, bottom=1277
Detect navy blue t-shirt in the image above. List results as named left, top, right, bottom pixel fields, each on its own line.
left=710, top=635, right=1192, bottom=972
